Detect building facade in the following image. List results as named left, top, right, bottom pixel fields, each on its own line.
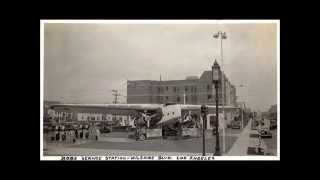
left=48, top=105, right=135, bottom=127
left=127, top=70, right=237, bottom=106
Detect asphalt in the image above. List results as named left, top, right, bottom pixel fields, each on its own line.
left=44, top=129, right=242, bottom=155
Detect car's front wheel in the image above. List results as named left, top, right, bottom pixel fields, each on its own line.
left=139, top=134, right=146, bottom=141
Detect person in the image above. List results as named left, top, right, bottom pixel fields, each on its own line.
left=62, top=131, right=66, bottom=141
left=75, top=129, right=78, bottom=138
left=256, top=120, right=263, bottom=154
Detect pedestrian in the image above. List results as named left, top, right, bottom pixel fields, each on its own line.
left=75, top=129, right=78, bottom=138
left=257, top=121, right=263, bottom=153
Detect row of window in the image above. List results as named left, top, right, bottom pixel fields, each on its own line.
left=157, top=85, right=199, bottom=93
left=158, top=94, right=227, bottom=103
left=156, top=84, right=218, bottom=93
left=51, top=112, right=132, bottom=122
left=77, top=113, right=129, bottom=122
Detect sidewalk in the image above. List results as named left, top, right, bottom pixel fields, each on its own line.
left=225, top=120, right=252, bottom=156
left=44, top=147, right=214, bottom=156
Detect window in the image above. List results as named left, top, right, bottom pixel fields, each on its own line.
left=158, top=87, right=161, bottom=93
left=174, top=87, right=176, bottom=93
left=208, top=94, right=212, bottom=100
left=166, top=96, right=168, bottom=100
left=185, top=86, right=188, bottom=92
left=166, top=86, right=169, bottom=91
left=194, top=87, right=197, bottom=92
left=207, top=84, right=210, bottom=91
left=177, top=96, right=180, bottom=102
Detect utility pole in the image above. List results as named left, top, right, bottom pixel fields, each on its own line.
left=112, top=90, right=121, bottom=104
left=238, top=84, right=246, bottom=129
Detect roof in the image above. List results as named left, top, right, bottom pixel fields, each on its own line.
left=50, top=103, right=162, bottom=111
left=50, top=103, right=239, bottom=111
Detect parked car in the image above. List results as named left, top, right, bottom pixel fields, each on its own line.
left=99, top=126, right=112, bottom=133
left=270, top=120, right=277, bottom=130
left=259, top=128, right=272, bottom=138
left=162, top=126, right=178, bottom=137
left=231, top=120, right=241, bottom=129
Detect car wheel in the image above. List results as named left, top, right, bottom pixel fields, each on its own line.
left=139, top=134, right=146, bottom=141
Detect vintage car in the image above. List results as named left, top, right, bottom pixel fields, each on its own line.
left=231, top=120, right=241, bottom=129
left=270, top=120, right=277, bottom=130
left=259, top=127, right=272, bottom=138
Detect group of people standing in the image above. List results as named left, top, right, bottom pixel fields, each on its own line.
left=50, top=125, right=91, bottom=143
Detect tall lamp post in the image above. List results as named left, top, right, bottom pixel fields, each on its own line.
left=213, top=31, right=227, bottom=154
left=212, top=60, right=221, bottom=156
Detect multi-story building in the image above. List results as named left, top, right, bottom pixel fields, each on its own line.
left=127, top=70, right=237, bottom=106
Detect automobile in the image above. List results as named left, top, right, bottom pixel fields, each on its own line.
left=231, top=120, right=241, bottom=129
left=99, top=126, right=112, bottom=133
left=259, top=128, right=272, bottom=138
left=162, top=126, right=178, bottom=137
left=270, top=120, right=277, bottom=130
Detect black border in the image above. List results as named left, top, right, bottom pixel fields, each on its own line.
left=12, top=4, right=294, bottom=174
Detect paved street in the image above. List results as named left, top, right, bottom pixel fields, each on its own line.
left=44, top=128, right=242, bottom=156
left=43, top=125, right=278, bottom=156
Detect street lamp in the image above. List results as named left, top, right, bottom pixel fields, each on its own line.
left=212, top=60, right=222, bottom=156
left=213, top=31, right=227, bottom=154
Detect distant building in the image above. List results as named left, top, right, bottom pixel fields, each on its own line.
left=127, top=70, right=237, bottom=106
left=268, top=104, right=277, bottom=120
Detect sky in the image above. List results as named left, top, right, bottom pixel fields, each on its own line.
left=43, top=21, right=278, bottom=112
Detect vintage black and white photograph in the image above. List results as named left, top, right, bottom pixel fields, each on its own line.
left=40, top=20, right=279, bottom=160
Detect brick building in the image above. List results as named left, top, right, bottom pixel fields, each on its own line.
left=127, top=70, right=237, bottom=106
